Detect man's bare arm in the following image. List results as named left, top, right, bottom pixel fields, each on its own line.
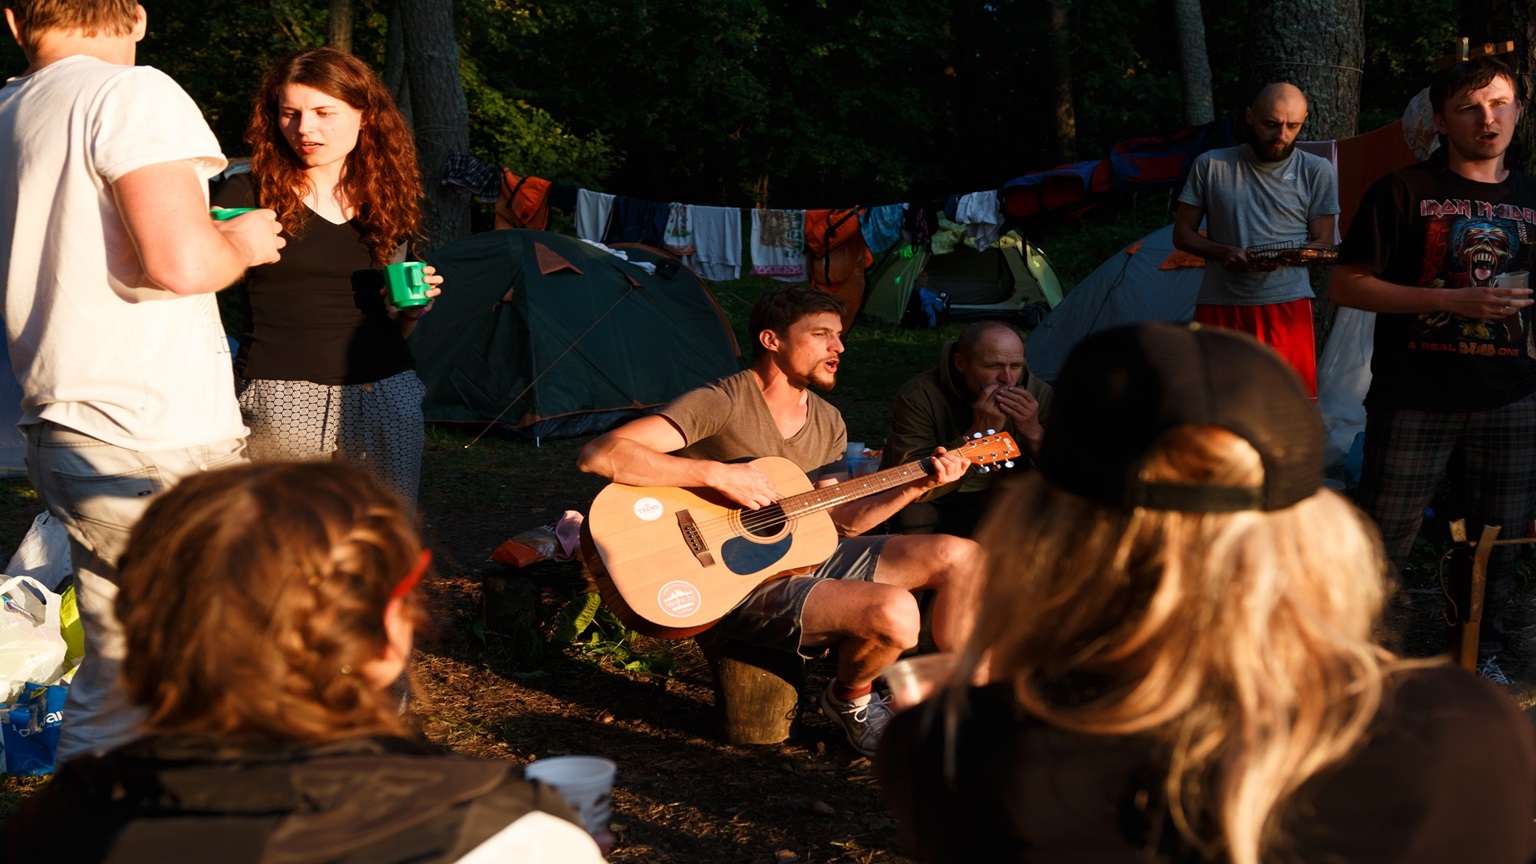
left=577, top=415, right=779, bottom=510
left=1172, top=202, right=1249, bottom=272
left=113, top=160, right=283, bottom=295
left=1329, top=264, right=1532, bottom=318
left=827, top=448, right=970, bottom=536
left=1307, top=214, right=1337, bottom=247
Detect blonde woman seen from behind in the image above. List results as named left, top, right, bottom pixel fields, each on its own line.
left=876, top=322, right=1536, bottom=864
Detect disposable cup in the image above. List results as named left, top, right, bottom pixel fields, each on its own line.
left=882, top=652, right=958, bottom=711
left=846, top=442, right=866, bottom=461
left=1495, top=271, right=1529, bottom=290
left=523, top=755, right=616, bottom=837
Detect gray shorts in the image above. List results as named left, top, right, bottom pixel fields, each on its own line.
left=711, top=535, right=890, bottom=657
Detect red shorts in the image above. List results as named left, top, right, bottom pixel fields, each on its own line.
left=1193, top=298, right=1317, bottom=397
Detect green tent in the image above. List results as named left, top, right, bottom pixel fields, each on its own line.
left=415, top=230, right=740, bottom=440
left=862, top=230, right=1066, bottom=327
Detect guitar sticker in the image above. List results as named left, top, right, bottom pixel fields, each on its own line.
left=658, top=581, right=701, bottom=618
left=633, top=497, right=664, bottom=522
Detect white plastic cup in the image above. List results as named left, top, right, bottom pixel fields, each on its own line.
left=846, top=442, right=866, bottom=462
left=882, top=652, right=958, bottom=711
left=1495, top=271, right=1529, bottom=289
left=523, top=755, right=617, bottom=838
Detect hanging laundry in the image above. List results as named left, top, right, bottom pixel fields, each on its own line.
left=663, top=203, right=696, bottom=256
left=804, top=208, right=873, bottom=334
left=930, top=214, right=967, bottom=256
left=494, top=169, right=552, bottom=231
left=603, top=196, right=670, bottom=246
left=903, top=202, right=941, bottom=250
left=687, top=205, right=742, bottom=281
left=442, top=152, right=502, bottom=202
left=860, top=204, right=906, bottom=255
left=751, top=209, right=806, bottom=281
left=576, top=189, right=615, bottom=242
left=955, top=192, right=1004, bottom=251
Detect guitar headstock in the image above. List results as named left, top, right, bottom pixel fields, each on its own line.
left=955, top=430, right=1022, bottom=472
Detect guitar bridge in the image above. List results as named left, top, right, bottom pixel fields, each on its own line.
left=676, top=510, right=715, bottom=567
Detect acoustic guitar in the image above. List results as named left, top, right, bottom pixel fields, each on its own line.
left=581, top=432, right=1021, bottom=638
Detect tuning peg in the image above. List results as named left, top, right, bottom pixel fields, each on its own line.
left=986, top=428, right=997, bottom=435
left=977, top=465, right=990, bottom=474
left=1004, top=460, right=1015, bottom=468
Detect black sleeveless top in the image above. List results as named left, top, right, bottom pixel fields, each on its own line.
left=213, top=173, right=415, bottom=386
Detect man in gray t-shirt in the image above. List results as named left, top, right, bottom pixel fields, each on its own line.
left=1173, top=82, right=1339, bottom=395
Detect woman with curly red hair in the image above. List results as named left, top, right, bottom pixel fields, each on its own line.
left=213, top=47, right=441, bottom=506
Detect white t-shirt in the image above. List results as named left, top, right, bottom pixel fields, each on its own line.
left=453, top=811, right=608, bottom=863
left=0, top=55, right=246, bottom=450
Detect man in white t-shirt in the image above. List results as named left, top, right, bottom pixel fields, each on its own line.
left=0, top=0, right=284, bottom=763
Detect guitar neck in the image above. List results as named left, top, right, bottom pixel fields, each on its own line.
left=776, top=459, right=935, bottom=518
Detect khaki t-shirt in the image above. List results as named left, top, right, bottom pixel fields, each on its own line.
left=660, top=370, right=846, bottom=480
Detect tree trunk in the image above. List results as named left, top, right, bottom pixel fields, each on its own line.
left=399, top=0, right=470, bottom=251
left=1243, top=0, right=1363, bottom=349
left=383, top=0, right=411, bottom=125
left=1048, top=0, right=1076, bottom=162
left=1174, top=0, right=1215, bottom=125
left=1461, top=0, right=1536, bottom=174
left=328, top=0, right=354, bottom=54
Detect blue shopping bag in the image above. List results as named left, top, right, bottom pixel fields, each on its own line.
left=1, top=681, right=66, bottom=776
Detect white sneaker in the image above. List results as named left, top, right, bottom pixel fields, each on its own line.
left=819, top=683, right=892, bottom=758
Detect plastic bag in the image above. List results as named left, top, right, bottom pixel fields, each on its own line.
left=1, top=681, right=67, bottom=776
left=4, top=512, right=72, bottom=593
left=0, top=574, right=67, bottom=705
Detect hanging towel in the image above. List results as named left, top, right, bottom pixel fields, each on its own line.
left=576, top=189, right=615, bottom=242
left=663, top=203, right=696, bottom=256
left=860, top=204, right=906, bottom=254
left=956, top=191, right=1004, bottom=251
left=752, top=209, right=806, bottom=280
left=603, top=196, right=670, bottom=246
left=687, top=205, right=742, bottom=281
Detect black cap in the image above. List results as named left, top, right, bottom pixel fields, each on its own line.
left=1038, top=322, right=1324, bottom=512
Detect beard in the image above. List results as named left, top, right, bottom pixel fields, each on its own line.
left=1254, top=139, right=1296, bottom=162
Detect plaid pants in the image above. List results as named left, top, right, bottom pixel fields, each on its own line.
left=1356, top=390, right=1536, bottom=655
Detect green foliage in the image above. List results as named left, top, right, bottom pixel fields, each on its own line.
left=555, top=592, right=676, bottom=676
left=460, top=59, right=616, bottom=188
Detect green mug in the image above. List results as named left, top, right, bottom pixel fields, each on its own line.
left=383, top=261, right=431, bottom=310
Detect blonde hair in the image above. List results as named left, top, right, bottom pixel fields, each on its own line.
left=3, top=0, right=137, bottom=37
left=962, top=426, right=1407, bottom=864
left=115, top=461, right=429, bottom=743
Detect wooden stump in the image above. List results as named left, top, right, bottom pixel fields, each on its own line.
left=695, top=629, right=804, bottom=745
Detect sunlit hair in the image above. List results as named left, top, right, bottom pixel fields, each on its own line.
left=244, top=47, right=423, bottom=266
left=747, top=285, right=845, bottom=360
left=3, top=0, right=136, bottom=38
left=115, top=461, right=429, bottom=743
left=959, top=425, right=1411, bottom=864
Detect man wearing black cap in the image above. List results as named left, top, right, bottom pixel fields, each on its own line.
left=1331, top=55, right=1536, bottom=684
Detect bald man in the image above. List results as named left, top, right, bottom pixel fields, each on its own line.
left=881, top=321, right=1052, bottom=537
left=1173, top=82, right=1339, bottom=395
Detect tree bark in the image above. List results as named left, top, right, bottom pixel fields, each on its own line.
left=1243, top=0, right=1363, bottom=348
left=1174, top=0, right=1215, bottom=125
left=1048, top=0, right=1076, bottom=162
left=399, top=0, right=470, bottom=251
left=383, top=0, right=411, bottom=125
left=1461, top=0, right=1535, bottom=174
left=328, top=0, right=354, bottom=54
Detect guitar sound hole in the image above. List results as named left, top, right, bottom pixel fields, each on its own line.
left=739, top=503, right=787, bottom=538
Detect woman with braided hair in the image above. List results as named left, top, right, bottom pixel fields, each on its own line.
left=1, top=462, right=606, bottom=862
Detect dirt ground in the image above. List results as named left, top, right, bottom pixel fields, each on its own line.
left=410, top=431, right=912, bottom=864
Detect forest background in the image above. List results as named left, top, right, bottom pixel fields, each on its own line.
left=0, top=0, right=1507, bottom=254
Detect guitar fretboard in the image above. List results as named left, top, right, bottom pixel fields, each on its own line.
left=778, top=459, right=934, bottom=517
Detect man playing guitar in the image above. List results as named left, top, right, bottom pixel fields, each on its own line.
left=578, top=286, right=983, bottom=758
